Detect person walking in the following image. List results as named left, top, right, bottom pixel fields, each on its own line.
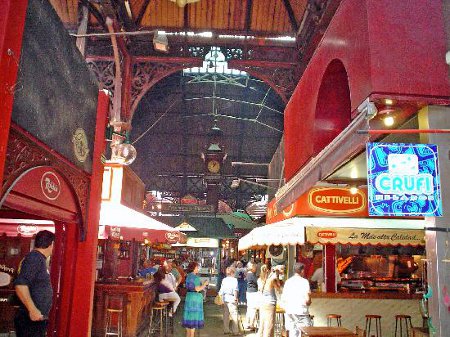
left=235, top=261, right=247, bottom=305
left=182, top=262, right=209, bottom=337
left=219, top=266, right=241, bottom=336
left=14, top=230, right=55, bottom=337
left=280, top=262, right=312, bottom=337
left=244, top=261, right=259, bottom=331
left=257, top=264, right=282, bottom=337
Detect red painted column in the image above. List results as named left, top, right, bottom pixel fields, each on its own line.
left=67, top=91, right=109, bottom=336
left=324, top=244, right=337, bottom=293
left=0, top=0, right=28, bottom=184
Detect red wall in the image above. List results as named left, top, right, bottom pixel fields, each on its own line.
left=284, top=0, right=450, bottom=180
left=0, top=0, right=28, bottom=184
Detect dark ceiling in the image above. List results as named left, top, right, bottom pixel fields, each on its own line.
left=47, top=0, right=342, bottom=213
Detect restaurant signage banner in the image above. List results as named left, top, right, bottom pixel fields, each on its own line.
left=267, top=187, right=368, bottom=223
left=366, top=143, right=442, bottom=216
left=306, top=227, right=425, bottom=246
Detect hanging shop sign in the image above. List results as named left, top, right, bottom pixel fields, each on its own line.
left=306, top=227, right=425, bottom=246
left=267, top=187, right=368, bottom=223
left=186, top=238, right=219, bottom=248
left=366, top=143, right=442, bottom=217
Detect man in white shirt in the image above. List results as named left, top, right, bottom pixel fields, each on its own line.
left=218, top=266, right=240, bottom=336
left=280, top=262, right=312, bottom=337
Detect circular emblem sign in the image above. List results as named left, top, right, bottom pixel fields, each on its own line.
left=17, top=224, right=38, bottom=236
left=165, top=231, right=180, bottom=244
left=40, top=171, right=61, bottom=200
left=72, top=128, right=89, bottom=163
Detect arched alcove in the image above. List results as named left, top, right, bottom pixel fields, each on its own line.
left=313, top=59, right=351, bottom=154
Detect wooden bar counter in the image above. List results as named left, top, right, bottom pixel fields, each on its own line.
left=92, top=280, right=156, bottom=337
left=309, top=292, right=423, bottom=337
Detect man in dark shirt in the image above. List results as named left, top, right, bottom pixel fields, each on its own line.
left=14, top=230, right=55, bottom=337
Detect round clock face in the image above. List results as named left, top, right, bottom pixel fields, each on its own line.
left=207, top=160, right=221, bottom=173
left=269, top=245, right=283, bottom=256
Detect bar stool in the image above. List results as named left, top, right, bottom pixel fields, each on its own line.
left=105, top=308, right=123, bottom=337
left=166, top=301, right=175, bottom=335
left=395, top=315, right=413, bottom=337
left=421, top=315, right=428, bottom=328
left=365, top=315, right=382, bottom=337
left=327, top=314, right=342, bottom=327
left=148, top=301, right=169, bottom=337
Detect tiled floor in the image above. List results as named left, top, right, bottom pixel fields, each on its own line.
left=172, top=299, right=259, bottom=337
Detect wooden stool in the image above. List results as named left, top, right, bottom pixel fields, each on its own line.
left=327, top=314, right=342, bottom=327
left=148, top=301, right=169, bottom=337
left=395, top=315, right=413, bottom=337
left=105, top=308, right=123, bottom=337
left=421, top=315, right=428, bottom=328
left=365, top=315, right=382, bottom=337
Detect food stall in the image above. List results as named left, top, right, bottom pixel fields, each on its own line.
left=92, top=164, right=185, bottom=337
left=239, top=186, right=430, bottom=336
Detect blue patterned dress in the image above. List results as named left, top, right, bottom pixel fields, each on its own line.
left=182, top=272, right=204, bottom=329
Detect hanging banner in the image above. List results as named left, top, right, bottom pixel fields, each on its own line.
left=306, top=227, right=425, bottom=246
left=366, top=143, right=442, bottom=217
left=267, top=187, right=368, bottom=224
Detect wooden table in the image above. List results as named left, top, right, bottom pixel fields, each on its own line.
left=300, top=326, right=356, bottom=337
left=411, top=327, right=429, bottom=337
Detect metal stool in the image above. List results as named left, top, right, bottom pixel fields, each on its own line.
left=327, top=314, right=342, bottom=327
left=365, top=315, right=382, bottom=337
left=395, top=315, right=413, bottom=337
left=148, top=301, right=169, bottom=337
left=105, top=308, right=123, bottom=337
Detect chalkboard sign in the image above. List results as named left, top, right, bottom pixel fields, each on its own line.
left=12, top=0, right=99, bottom=173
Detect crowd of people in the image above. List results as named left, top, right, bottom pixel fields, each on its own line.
left=216, top=257, right=312, bottom=337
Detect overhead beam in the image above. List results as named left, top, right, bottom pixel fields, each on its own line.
left=282, top=0, right=299, bottom=32
left=245, top=0, right=253, bottom=32
left=79, top=0, right=107, bottom=32
left=136, top=0, right=151, bottom=26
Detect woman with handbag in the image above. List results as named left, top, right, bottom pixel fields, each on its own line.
left=218, top=266, right=241, bottom=336
left=182, top=262, right=209, bottom=337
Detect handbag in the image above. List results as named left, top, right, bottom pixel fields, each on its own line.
left=214, top=294, right=224, bottom=305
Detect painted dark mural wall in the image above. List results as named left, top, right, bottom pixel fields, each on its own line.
left=12, top=0, right=99, bottom=173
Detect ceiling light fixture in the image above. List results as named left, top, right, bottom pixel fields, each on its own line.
left=169, top=0, right=201, bottom=8
left=349, top=186, right=359, bottom=195
left=153, top=32, right=169, bottom=53
left=383, top=115, right=395, bottom=127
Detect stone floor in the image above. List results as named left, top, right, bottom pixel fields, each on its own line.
left=172, top=299, right=259, bottom=337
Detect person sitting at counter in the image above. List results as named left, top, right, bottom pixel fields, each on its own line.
left=157, top=261, right=181, bottom=316
left=137, top=259, right=158, bottom=278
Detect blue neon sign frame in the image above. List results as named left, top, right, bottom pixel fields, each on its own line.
left=366, top=143, right=442, bottom=217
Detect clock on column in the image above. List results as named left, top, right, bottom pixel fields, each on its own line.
left=207, top=159, right=221, bottom=174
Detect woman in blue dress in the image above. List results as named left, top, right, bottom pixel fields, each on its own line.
left=182, top=262, right=209, bottom=337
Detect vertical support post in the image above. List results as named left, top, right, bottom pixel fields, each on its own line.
left=419, top=105, right=450, bottom=336
left=324, top=244, right=336, bottom=293
left=0, top=0, right=28, bottom=185
left=67, top=91, right=109, bottom=336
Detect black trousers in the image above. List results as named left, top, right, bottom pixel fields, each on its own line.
left=14, top=311, right=48, bottom=337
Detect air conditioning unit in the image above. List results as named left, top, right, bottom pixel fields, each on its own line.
left=266, top=245, right=285, bottom=262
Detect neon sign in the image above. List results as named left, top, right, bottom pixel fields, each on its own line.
left=367, top=143, right=442, bottom=216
